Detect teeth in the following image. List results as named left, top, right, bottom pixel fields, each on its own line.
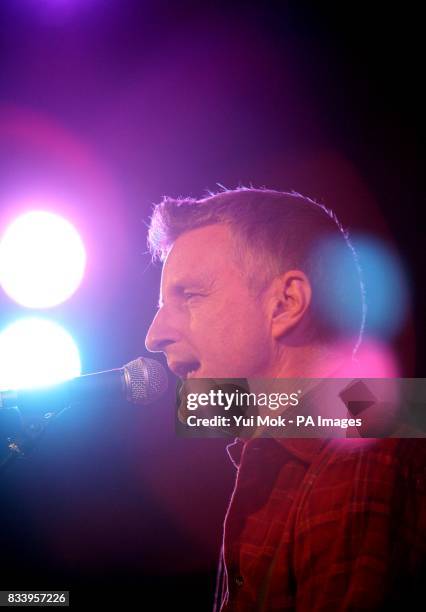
left=186, top=365, right=200, bottom=378
left=173, top=362, right=200, bottom=378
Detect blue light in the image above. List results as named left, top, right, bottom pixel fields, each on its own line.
left=353, top=235, right=409, bottom=338
left=0, top=318, right=81, bottom=391
left=310, top=233, right=409, bottom=342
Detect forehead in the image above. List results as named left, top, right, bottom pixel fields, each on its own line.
left=161, top=223, right=237, bottom=287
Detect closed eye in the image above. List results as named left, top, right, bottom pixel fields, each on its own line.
left=156, top=291, right=205, bottom=309
left=183, top=292, right=204, bottom=300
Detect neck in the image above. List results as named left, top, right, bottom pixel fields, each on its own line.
left=269, top=343, right=349, bottom=378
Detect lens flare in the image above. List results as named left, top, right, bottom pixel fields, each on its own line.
left=354, top=235, right=410, bottom=338
left=0, top=318, right=81, bottom=390
left=0, top=210, right=86, bottom=308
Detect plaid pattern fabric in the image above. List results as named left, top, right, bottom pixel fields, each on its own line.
left=216, top=437, right=425, bottom=611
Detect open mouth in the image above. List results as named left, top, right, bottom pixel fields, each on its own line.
left=172, top=361, right=201, bottom=380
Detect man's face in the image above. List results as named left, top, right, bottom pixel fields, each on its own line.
left=145, top=224, right=275, bottom=379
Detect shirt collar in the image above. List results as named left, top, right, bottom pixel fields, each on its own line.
left=226, top=436, right=328, bottom=468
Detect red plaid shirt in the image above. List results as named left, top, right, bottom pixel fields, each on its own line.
left=215, top=437, right=425, bottom=611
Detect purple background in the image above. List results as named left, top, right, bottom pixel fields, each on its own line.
left=0, top=1, right=424, bottom=609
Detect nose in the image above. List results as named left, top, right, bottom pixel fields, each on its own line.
left=145, top=305, right=180, bottom=353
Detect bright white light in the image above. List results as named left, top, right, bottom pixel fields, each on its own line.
left=0, top=318, right=81, bottom=390
left=0, top=210, right=86, bottom=308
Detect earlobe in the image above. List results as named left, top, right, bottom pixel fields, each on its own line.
left=270, top=270, right=312, bottom=340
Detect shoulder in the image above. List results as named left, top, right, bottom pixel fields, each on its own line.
left=296, top=439, right=426, bottom=543
left=319, top=437, right=426, bottom=470
left=310, top=438, right=426, bottom=501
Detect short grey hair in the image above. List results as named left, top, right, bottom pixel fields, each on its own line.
left=147, top=187, right=366, bottom=350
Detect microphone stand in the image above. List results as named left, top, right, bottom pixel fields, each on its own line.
left=0, top=405, right=69, bottom=475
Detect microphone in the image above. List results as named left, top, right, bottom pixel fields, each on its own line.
left=0, top=357, right=168, bottom=414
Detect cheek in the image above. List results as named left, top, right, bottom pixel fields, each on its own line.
left=230, top=318, right=270, bottom=359
left=191, top=299, right=270, bottom=361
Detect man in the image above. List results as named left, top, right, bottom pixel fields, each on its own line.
left=145, top=188, right=425, bottom=610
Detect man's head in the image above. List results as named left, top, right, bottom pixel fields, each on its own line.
left=145, top=188, right=365, bottom=379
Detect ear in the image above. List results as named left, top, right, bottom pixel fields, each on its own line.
left=268, top=270, right=312, bottom=340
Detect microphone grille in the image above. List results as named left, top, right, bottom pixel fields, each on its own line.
left=123, top=357, right=168, bottom=405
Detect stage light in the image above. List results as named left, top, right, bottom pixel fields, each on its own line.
left=354, top=236, right=409, bottom=338
left=0, top=318, right=81, bottom=391
left=312, top=234, right=409, bottom=341
left=0, top=210, right=86, bottom=308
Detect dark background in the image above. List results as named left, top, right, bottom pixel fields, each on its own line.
left=0, top=1, right=424, bottom=609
